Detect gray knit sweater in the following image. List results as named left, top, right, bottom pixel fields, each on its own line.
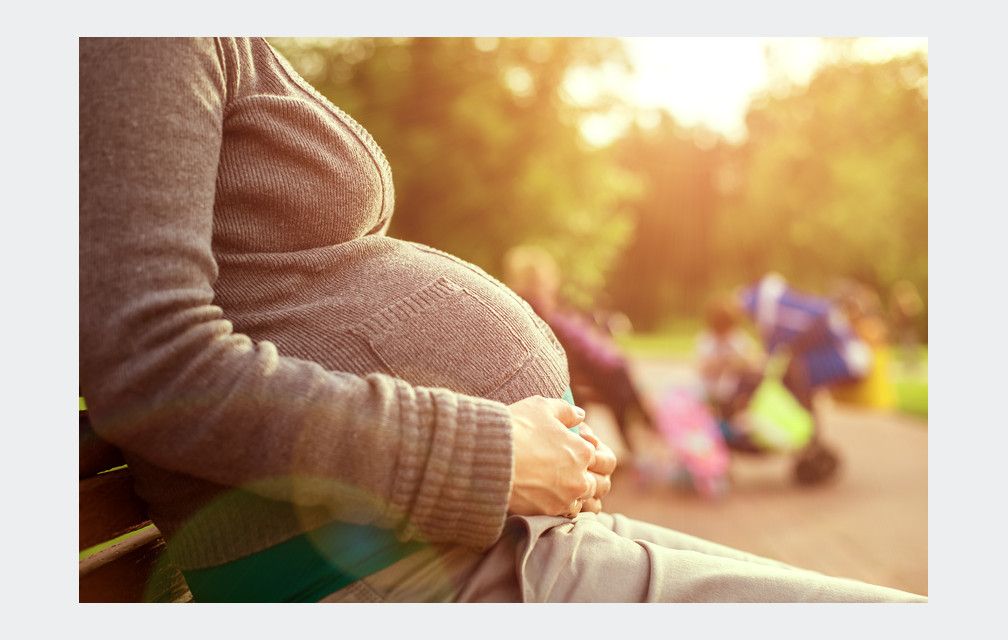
left=79, top=37, right=570, bottom=570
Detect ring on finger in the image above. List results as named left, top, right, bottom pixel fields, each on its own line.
left=566, top=498, right=583, bottom=518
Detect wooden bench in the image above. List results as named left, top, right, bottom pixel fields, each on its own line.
left=79, top=402, right=193, bottom=602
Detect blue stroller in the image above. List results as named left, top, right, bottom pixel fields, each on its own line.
left=723, top=274, right=872, bottom=484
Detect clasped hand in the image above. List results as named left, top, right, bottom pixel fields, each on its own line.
left=506, top=396, right=618, bottom=518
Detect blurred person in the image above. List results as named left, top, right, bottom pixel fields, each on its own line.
left=732, top=274, right=862, bottom=484
left=831, top=279, right=895, bottom=409
left=696, top=293, right=766, bottom=420
left=694, top=293, right=766, bottom=451
left=738, top=273, right=873, bottom=411
left=889, top=279, right=925, bottom=369
left=80, top=38, right=925, bottom=603
left=502, top=245, right=657, bottom=446
left=833, top=279, right=888, bottom=344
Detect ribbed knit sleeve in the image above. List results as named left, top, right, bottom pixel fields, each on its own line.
left=79, top=37, right=515, bottom=553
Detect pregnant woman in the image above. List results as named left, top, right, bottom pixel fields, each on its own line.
left=79, top=38, right=925, bottom=603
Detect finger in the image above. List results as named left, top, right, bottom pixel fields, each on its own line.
left=581, top=497, right=603, bottom=514
left=587, top=442, right=618, bottom=476
left=590, top=471, right=612, bottom=500
left=578, top=423, right=600, bottom=448
left=581, top=471, right=598, bottom=501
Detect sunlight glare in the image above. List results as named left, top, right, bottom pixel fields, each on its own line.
left=572, top=37, right=927, bottom=148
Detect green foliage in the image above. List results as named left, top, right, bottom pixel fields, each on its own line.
left=718, top=52, right=928, bottom=332
left=606, top=114, right=729, bottom=328
left=269, top=38, right=927, bottom=339
left=270, top=37, right=638, bottom=304
left=605, top=48, right=927, bottom=337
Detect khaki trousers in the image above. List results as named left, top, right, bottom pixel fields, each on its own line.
left=320, top=511, right=926, bottom=603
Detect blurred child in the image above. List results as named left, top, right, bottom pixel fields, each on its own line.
left=694, top=293, right=766, bottom=451
left=695, top=294, right=765, bottom=421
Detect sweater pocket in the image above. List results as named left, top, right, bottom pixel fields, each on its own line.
left=350, top=276, right=534, bottom=398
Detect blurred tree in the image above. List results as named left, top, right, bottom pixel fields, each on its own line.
left=605, top=113, right=727, bottom=330
left=269, top=37, right=638, bottom=308
left=715, top=49, right=928, bottom=338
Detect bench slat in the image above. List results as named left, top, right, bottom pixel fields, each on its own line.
left=79, top=468, right=152, bottom=551
left=79, top=407, right=193, bottom=601
left=79, top=526, right=192, bottom=603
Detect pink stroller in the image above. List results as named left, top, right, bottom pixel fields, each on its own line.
left=652, top=387, right=731, bottom=498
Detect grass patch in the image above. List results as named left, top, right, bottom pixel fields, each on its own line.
left=616, top=332, right=696, bottom=359
left=893, top=378, right=928, bottom=418
left=889, top=348, right=928, bottom=418
left=615, top=319, right=704, bottom=359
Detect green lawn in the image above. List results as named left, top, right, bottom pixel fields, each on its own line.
left=616, top=331, right=698, bottom=360
left=889, top=348, right=928, bottom=418
left=893, top=377, right=928, bottom=418
left=615, top=318, right=704, bottom=359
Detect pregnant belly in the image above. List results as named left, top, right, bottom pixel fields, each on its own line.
left=215, top=236, right=571, bottom=404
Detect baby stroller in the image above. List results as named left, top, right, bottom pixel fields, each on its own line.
left=649, top=366, right=834, bottom=497
left=715, top=274, right=872, bottom=485
left=712, top=352, right=841, bottom=486
left=650, top=385, right=731, bottom=498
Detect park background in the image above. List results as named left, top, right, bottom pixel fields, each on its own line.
left=269, top=36, right=927, bottom=348
left=269, top=36, right=929, bottom=597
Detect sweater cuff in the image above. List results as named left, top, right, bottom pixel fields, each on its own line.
left=392, top=384, right=514, bottom=550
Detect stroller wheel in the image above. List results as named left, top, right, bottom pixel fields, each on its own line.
left=793, top=441, right=840, bottom=485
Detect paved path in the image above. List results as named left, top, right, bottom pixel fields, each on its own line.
left=585, top=356, right=928, bottom=597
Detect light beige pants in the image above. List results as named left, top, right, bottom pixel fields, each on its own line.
left=320, top=511, right=926, bottom=603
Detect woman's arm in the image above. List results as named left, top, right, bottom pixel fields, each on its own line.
left=79, top=38, right=517, bottom=548
left=79, top=38, right=598, bottom=549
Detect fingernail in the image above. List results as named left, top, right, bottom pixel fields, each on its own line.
left=573, top=406, right=585, bottom=419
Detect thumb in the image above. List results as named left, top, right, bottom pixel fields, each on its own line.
left=553, top=399, right=586, bottom=430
